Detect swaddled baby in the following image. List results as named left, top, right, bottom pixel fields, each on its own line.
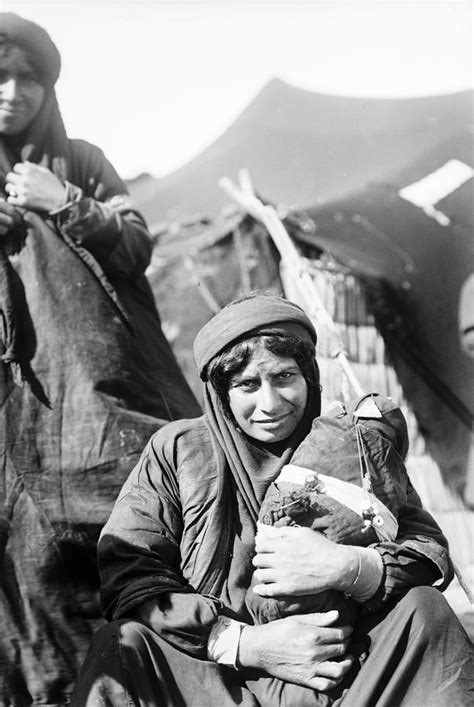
left=246, top=393, right=410, bottom=625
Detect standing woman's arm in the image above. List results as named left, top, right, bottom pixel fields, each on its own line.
left=6, top=140, right=153, bottom=278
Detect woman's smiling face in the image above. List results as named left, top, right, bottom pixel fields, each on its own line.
left=227, top=342, right=308, bottom=443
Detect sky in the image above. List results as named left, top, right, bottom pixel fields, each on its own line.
left=5, top=0, right=473, bottom=180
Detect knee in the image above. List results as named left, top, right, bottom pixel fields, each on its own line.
left=400, top=586, right=451, bottom=619
left=397, top=586, right=458, bottom=639
left=108, top=618, right=155, bottom=650
left=89, top=619, right=153, bottom=652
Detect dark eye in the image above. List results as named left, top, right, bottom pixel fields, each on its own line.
left=0, top=70, right=8, bottom=84
left=277, top=371, right=295, bottom=381
left=233, top=379, right=258, bottom=392
left=19, top=71, right=39, bottom=84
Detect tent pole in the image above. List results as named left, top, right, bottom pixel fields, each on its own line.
left=219, top=171, right=364, bottom=397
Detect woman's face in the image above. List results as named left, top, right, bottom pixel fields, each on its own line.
left=0, top=45, right=45, bottom=135
left=227, top=343, right=308, bottom=443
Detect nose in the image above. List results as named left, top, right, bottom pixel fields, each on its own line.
left=0, top=78, right=20, bottom=102
left=257, top=381, right=282, bottom=414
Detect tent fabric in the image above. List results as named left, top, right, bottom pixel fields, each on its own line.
left=127, top=81, right=473, bottom=222
left=297, top=157, right=473, bottom=497
left=0, top=211, right=200, bottom=703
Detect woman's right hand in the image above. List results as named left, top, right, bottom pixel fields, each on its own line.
left=238, top=610, right=354, bottom=691
left=0, top=199, right=22, bottom=237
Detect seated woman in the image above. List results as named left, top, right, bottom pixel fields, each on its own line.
left=0, top=13, right=200, bottom=704
left=72, top=293, right=473, bottom=706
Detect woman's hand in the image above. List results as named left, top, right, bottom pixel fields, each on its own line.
left=0, top=199, right=23, bottom=236
left=5, top=162, right=66, bottom=213
left=239, top=610, right=353, bottom=691
left=252, top=525, right=358, bottom=597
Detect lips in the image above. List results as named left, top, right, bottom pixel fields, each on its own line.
left=0, top=106, right=22, bottom=114
left=253, top=413, right=290, bottom=425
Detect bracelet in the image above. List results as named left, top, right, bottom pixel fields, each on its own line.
left=344, top=547, right=362, bottom=597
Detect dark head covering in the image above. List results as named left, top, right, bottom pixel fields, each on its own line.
left=0, top=13, right=61, bottom=87
left=194, top=295, right=320, bottom=523
left=194, top=293, right=317, bottom=378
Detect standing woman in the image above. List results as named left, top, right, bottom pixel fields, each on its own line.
left=0, top=13, right=200, bottom=704
left=72, top=293, right=473, bottom=706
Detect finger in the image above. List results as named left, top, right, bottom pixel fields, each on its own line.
left=5, top=184, right=20, bottom=201
left=307, top=677, right=340, bottom=692
left=0, top=214, right=14, bottom=229
left=252, top=581, right=282, bottom=597
left=5, top=176, right=22, bottom=191
left=252, top=552, right=279, bottom=569
left=252, top=567, right=279, bottom=584
left=297, top=616, right=354, bottom=640
left=12, top=162, right=29, bottom=174
left=315, top=657, right=354, bottom=680
left=0, top=199, right=17, bottom=216
left=254, top=533, right=283, bottom=553
left=293, top=610, right=341, bottom=627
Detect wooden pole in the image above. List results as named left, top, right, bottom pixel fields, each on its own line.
left=219, top=171, right=364, bottom=397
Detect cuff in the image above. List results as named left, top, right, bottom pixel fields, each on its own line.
left=344, top=546, right=383, bottom=603
left=48, top=181, right=83, bottom=216
left=207, top=616, right=246, bottom=669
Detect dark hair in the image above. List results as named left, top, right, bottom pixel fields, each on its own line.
left=207, top=334, right=320, bottom=420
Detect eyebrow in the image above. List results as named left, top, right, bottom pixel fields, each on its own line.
left=231, top=363, right=300, bottom=383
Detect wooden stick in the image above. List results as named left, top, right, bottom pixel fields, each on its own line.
left=219, top=174, right=364, bottom=397
left=183, top=256, right=220, bottom=314
left=233, top=226, right=252, bottom=294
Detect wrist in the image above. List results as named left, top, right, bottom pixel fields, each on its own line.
left=338, top=546, right=360, bottom=592
left=237, top=625, right=263, bottom=670
left=344, top=547, right=384, bottom=602
left=207, top=616, right=247, bottom=669
left=48, top=185, right=68, bottom=214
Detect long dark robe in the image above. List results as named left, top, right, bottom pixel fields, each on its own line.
left=0, top=27, right=200, bottom=703
left=0, top=185, right=200, bottom=704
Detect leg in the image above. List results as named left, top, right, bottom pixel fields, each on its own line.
left=339, top=586, right=474, bottom=707
left=70, top=620, right=259, bottom=707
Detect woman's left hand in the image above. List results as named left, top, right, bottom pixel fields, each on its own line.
left=252, top=525, right=358, bottom=597
left=5, top=162, right=67, bottom=213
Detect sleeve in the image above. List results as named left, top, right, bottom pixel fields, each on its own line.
left=362, top=479, right=454, bottom=612
left=98, top=432, right=223, bottom=658
left=49, top=142, right=153, bottom=278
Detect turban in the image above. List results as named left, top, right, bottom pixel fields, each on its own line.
left=194, top=294, right=317, bottom=377
left=0, top=13, right=61, bottom=87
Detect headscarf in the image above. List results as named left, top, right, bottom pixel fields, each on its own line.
left=194, top=294, right=321, bottom=523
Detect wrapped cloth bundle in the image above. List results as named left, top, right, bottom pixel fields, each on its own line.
left=246, top=393, right=410, bottom=625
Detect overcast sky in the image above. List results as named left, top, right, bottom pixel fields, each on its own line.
left=6, top=0, right=473, bottom=179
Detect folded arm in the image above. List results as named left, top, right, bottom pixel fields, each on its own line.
left=5, top=143, right=153, bottom=278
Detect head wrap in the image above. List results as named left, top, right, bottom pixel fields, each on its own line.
left=0, top=13, right=61, bottom=87
left=195, top=294, right=320, bottom=524
left=194, top=294, right=317, bottom=376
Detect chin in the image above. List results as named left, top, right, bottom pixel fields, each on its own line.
left=250, top=426, right=294, bottom=444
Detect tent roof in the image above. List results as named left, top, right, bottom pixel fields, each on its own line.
left=128, top=78, right=473, bottom=223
